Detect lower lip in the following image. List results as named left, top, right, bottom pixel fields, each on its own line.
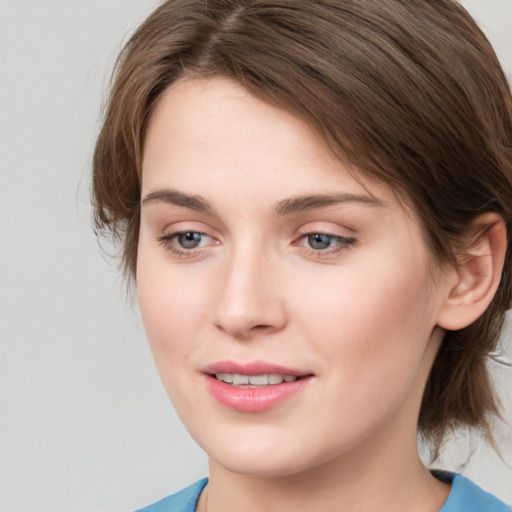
left=206, top=375, right=311, bottom=412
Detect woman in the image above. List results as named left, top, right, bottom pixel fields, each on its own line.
left=92, top=0, right=512, bottom=510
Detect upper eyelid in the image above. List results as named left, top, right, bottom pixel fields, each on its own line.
left=160, top=223, right=217, bottom=239
left=159, top=228, right=353, bottom=241
left=161, top=230, right=212, bottom=242
left=160, top=230, right=217, bottom=251
left=295, top=225, right=356, bottom=239
left=295, top=232, right=355, bottom=246
left=158, top=225, right=356, bottom=245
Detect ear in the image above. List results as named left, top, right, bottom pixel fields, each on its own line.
left=437, top=213, right=507, bottom=331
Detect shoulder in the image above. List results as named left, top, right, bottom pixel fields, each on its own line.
left=437, top=472, right=511, bottom=512
left=134, top=478, right=208, bottom=512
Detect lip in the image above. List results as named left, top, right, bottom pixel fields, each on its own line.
left=202, top=360, right=310, bottom=377
left=202, top=360, right=313, bottom=413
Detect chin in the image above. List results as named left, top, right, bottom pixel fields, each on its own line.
left=214, top=453, right=311, bottom=478
left=199, top=428, right=333, bottom=478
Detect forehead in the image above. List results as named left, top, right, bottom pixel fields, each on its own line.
left=144, top=78, right=336, bottom=180
left=146, top=79, right=375, bottom=193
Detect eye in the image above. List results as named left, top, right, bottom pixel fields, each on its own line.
left=158, top=230, right=215, bottom=257
left=176, top=231, right=208, bottom=249
left=306, top=233, right=337, bottom=250
left=300, top=233, right=354, bottom=250
left=294, top=231, right=356, bottom=257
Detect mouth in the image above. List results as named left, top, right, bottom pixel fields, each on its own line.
left=213, top=372, right=302, bottom=387
left=203, top=361, right=313, bottom=412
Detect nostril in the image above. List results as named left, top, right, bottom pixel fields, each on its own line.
left=249, top=324, right=277, bottom=335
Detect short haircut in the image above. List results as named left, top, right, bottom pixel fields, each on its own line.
left=92, top=0, right=512, bottom=456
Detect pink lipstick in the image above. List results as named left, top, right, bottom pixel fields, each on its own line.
left=202, top=361, right=313, bottom=412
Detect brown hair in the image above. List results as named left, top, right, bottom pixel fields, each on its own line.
left=92, top=0, right=512, bottom=455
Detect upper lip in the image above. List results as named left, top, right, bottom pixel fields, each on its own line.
left=202, top=360, right=311, bottom=376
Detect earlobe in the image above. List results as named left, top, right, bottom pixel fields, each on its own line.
left=437, top=213, right=507, bottom=331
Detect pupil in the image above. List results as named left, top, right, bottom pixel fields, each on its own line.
left=308, top=234, right=331, bottom=250
left=179, top=232, right=201, bottom=248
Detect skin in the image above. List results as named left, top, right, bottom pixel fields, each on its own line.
left=137, top=77, right=462, bottom=512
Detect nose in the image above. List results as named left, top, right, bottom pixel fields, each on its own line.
left=213, top=245, right=287, bottom=340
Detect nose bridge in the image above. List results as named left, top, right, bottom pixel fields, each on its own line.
left=213, top=237, right=285, bottom=338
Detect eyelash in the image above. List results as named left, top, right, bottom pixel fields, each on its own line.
left=157, top=231, right=213, bottom=259
left=294, top=232, right=356, bottom=258
left=157, top=231, right=356, bottom=259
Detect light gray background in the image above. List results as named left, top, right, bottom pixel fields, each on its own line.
left=0, top=1, right=511, bottom=511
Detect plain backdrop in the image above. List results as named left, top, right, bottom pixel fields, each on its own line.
left=0, top=1, right=511, bottom=511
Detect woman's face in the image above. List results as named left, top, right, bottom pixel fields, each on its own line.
left=137, top=78, right=453, bottom=477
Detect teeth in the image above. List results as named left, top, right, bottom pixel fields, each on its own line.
left=249, top=374, right=268, bottom=385
left=215, top=372, right=233, bottom=383
left=215, top=373, right=298, bottom=386
left=232, top=374, right=249, bottom=385
left=268, top=374, right=284, bottom=385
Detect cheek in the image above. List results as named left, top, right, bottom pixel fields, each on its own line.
left=136, top=252, right=207, bottom=413
left=136, top=246, right=206, bottom=356
left=297, top=259, right=436, bottom=387
left=288, top=266, right=437, bottom=449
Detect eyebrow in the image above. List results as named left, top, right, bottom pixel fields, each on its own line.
left=273, top=193, right=384, bottom=215
left=141, top=188, right=384, bottom=214
left=141, top=189, right=213, bottom=213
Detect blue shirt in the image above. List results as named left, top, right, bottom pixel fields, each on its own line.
left=135, top=474, right=511, bottom=511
